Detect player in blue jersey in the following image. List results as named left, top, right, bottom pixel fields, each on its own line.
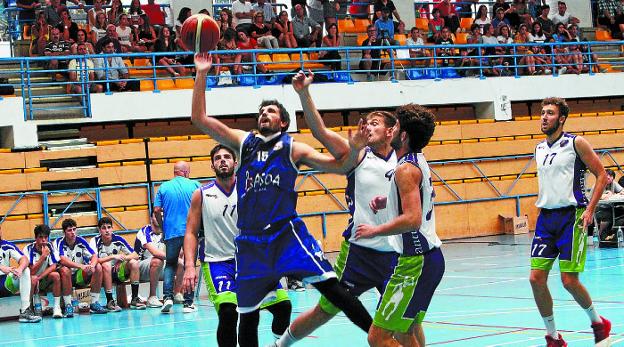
left=0, top=224, right=41, bottom=323
left=183, top=144, right=292, bottom=347
left=191, top=53, right=372, bottom=347
left=90, top=217, right=146, bottom=311
left=54, top=218, right=108, bottom=314
left=23, top=224, right=64, bottom=318
left=355, top=104, right=445, bottom=347
left=529, top=98, right=611, bottom=347
left=274, top=71, right=400, bottom=346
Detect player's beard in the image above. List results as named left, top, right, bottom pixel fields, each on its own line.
left=216, top=167, right=234, bottom=179
left=390, top=131, right=402, bottom=150
left=542, top=118, right=560, bottom=136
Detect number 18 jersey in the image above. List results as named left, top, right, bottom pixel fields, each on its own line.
left=535, top=133, right=588, bottom=209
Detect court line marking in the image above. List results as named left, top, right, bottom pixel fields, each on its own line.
left=428, top=328, right=528, bottom=345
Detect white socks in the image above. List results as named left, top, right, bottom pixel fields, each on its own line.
left=543, top=315, right=559, bottom=339
left=584, top=304, right=602, bottom=324
left=91, top=292, right=100, bottom=304
left=63, top=295, right=72, bottom=306
left=275, top=327, right=299, bottom=347
left=53, top=296, right=61, bottom=309
left=18, top=268, right=32, bottom=311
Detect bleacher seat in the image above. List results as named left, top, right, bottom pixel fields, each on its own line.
left=338, top=18, right=356, bottom=33
left=353, top=18, right=371, bottom=33
left=460, top=18, right=473, bottom=31
left=415, top=18, right=429, bottom=32
left=455, top=32, right=469, bottom=45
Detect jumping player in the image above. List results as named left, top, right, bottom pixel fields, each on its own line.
left=183, top=144, right=292, bottom=347
left=355, top=104, right=445, bottom=347
left=529, top=97, right=611, bottom=347
left=191, top=53, right=371, bottom=347
left=274, top=71, right=399, bottom=346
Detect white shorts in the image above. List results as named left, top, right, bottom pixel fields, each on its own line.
left=139, top=258, right=164, bottom=283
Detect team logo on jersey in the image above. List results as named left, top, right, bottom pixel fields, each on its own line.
left=76, top=252, right=82, bottom=258
left=244, top=170, right=281, bottom=193
left=204, top=193, right=218, bottom=199
left=385, top=169, right=395, bottom=181
left=560, top=139, right=569, bottom=147
left=273, top=141, right=283, bottom=151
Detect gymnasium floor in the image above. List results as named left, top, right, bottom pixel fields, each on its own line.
left=2, top=234, right=622, bottom=347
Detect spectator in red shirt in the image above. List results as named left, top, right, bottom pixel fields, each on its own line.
left=142, top=0, right=166, bottom=27
left=434, top=0, right=460, bottom=33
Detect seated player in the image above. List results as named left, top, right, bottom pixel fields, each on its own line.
left=134, top=212, right=185, bottom=308
left=23, top=225, right=64, bottom=318
left=90, top=217, right=146, bottom=311
left=0, top=224, right=41, bottom=323
left=183, top=144, right=292, bottom=347
left=54, top=218, right=108, bottom=314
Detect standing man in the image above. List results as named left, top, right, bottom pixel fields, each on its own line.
left=191, top=53, right=372, bottom=347
left=355, top=104, right=445, bottom=347
left=274, top=71, right=399, bottom=346
left=232, top=0, right=255, bottom=32
left=0, top=224, right=41, bottom=323
left=183, top=144, right=292, bottom=347
left=529, top=97, right=611, bottom=347
left=154, top=161, right=200, bottom=314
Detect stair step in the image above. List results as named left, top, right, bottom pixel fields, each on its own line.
left=38, top=131, right=84, bottom=142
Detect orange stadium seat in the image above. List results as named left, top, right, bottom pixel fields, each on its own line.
left=595, top=29, right=613, bottom=41
left=455, top=32, right=469, bottom=44
left=353, top=18, right=371, bottom=33
left=338, top=18, right=356, bottom=33
left=415, top=18, right=429, bottom=32
left=460, top=17, right=473, bottom=30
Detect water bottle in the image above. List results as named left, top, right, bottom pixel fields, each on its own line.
left=71, top=287, right=79, bottom=309
left=33, top=295, right=42, bottom=316
left=592, top=226, right=599, bottom=247
left=617, top=227, right=624, bottom=248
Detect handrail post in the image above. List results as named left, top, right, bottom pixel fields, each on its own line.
left=252, top=49, right=260, bottom=88
left=478, top=46, right=484, bottom=80
left=103, top=55, right=111, bottom=95
left=389, top=44, right=397, bottom=83
left=20, top=59, right=27, bottom=121
left=26, top=59, right=34, bottom=120
left=433, top=44, right=440, bottom=80
left=151, top=54, right=160, bottom=93
left=512, top=45, right=519, bottom=78
left=83, top=57, right=92, bottom=118
left=587, top=42, right=595, bottom=76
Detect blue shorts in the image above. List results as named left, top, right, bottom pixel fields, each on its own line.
left=0, top=274, right=19, bottom=297
left=235, top=217, right=335, bottom=313
left=531, top=206, right=587, bottom=273
left=319, top=240, right=398, bottom=315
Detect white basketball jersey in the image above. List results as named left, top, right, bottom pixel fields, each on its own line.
left=199, top=181, right=238, bottom=262
left=23, top=242, right=58, bottom=276
left=345, top=147, right=397, bottom=252
left=387, top=153, right=442, bottom=256
left=535, top=133, right=588, bottom=209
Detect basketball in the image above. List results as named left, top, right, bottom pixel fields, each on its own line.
left=179, top=14, right=220, bottom=53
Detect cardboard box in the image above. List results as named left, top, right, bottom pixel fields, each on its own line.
left=500, top=214, right=529, bottom=234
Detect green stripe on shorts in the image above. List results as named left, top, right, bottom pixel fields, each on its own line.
left=373, top=255, right=424, bottom=334
left=318, top=240, right=350, bottom=315
left=4, top=274, right=19, bottom=294
left=75, top=268, right=86, bottom=286
left=260, top=288, right=290, bottom=309
left=201, top=262, right=236, bottom=312
left=560, top=208, right=587, bottom=273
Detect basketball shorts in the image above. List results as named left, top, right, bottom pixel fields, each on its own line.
left=319, top=240, right=398, bottom=315
left=235, top=217, right=335, bottom=313
left=139, top=258, right=164, bottom=282
left=531, top=206, right=587, bottom=273
left=201, top=258, right=289, bottom=313
left=71, top=268, right=92, bottom=288
left=112, top=261, right=129, bottom=284
left=373, top=247, right=445, bottom=334
left=0, top=274, right=19, bottom=297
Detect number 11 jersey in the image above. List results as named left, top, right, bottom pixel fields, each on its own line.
left=199, top=181, right=238, bottom=262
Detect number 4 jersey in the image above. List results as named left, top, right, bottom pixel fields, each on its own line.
left=198, top=181, right=238, bottom=262
left=535, top=133, right=588, bottom=209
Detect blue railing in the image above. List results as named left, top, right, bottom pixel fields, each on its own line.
left=1, top=40, right=622, bottom=120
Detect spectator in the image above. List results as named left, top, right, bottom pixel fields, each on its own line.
left=319, top=22, right=342, bottom=70
left=528, top=0, right=546, bottom=18
left=231, top=0, right=254, bottom=32
left=16, top=0, right=41, bottom=24
left=116, top=13, right=137, bottom=53
left=428, top=8, right=446, bottom=42
left=514, top=23, right=538, bottom=74
left=324, top=0, right=347, bottom=32
left=529, top=21, right=547, bottom=42
left=30, top=12, right=50, bottom=56
left=375, top=7, right=396, bottom=41
left=56, top=8, right=78, bottom=43
left=175, top=7, right=192, bottom=39
left=308, top=0, right=325, bottom=36
left=434, top=0, right=460, bottom=33
left=532, top=43, right=553, bottom=74
left=218, top=9, right=234, bottom=36
left=87, top=0, right=105, bottom=29
left=497, top=23, right=514, bottom=43
left=549, top=1, right=580, bottom=26
left=67, top=42, right=102, bottom=94
left=359, top=24, right=383, bottom=81
left=435, top=26, right=454, bottom=67
left=457, top=24, right=481, bottom=76
left=292, top=3, right=321, bottom=47
left=273, top=10, right=297, bottom=48
left=474, top=5, right=491, bottom=34
left=504, top=1, right=522, bottom=29
left=481, top=23, right=499, bottom=55
left=406, top=27, right=430, bottom=67
left=44, top=27, right=71, bottom=81
left=553, top=41, right=577, bottom=74
left=536, top=4, right=555, bottom=36
left=236, top=29, right=268, bottom=74
left=493, top=0, right=511, bottom=16
left=71, top=29, right=94, bottom=54
left=373, top=0, right=404, bottom=28
left=91, top=12, right=108, bottom=46
left=142, top=0, right=167, bottom=27
left=492, top=8, right=510, bottom=30
left=154, top=26, right=185, bottom=77
left=552, top=22, right=571, bottom=42
left=129, top=0, right=144, bottom=18
left=107, top=0, right=125, bottom=26
left=514, top=0, right=533, bottom=26
left=458, top=0, right=479, bottom=19
left=214, top=28, right=242, bottom=76
left=250, top=12, right=279, bottom=49
left=595, top=169, right=624, bottom=242
left=253, top=0, right=276, bottom=24
left=597, top=0, right=624, bottom=38
left=93, top=38, right=140, bottom=91
left=43, top=0, right=63, bottom=27
left=133, top=14, right=157, bottom=52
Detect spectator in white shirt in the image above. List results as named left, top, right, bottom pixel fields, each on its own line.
left=549, top=1, right=579, bottom=26
left=232, top=0, right=255, bottom=32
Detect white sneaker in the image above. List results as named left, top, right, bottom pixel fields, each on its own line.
left=559, top=67, right=567, bottom=75
left=183, top=303, right=196, bottom=313
left=53, top=306, right=63, bottom=319
left=147, top=296, right=163, bottom=308
left=173, top=293, right=184, bottom=304
left=161, top=299, right=173, bottom=314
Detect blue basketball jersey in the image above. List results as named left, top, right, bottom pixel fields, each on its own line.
left=236, top=132, right=298, bottom=233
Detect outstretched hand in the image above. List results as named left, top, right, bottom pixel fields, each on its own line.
left=348, top=118, right=369, bottom=151
left=292, top=69, right=314, bottom=94
left=194, top=53, right=213, bottom=73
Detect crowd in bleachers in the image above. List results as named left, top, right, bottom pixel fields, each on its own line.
left=8, top=0, right=624, bottom=91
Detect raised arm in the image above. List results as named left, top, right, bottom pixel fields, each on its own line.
left=192, top=53, right=247, bottom=151
left=575, top=136, right=607, bottom=228
left=182, top=189, right=202, bottom=294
